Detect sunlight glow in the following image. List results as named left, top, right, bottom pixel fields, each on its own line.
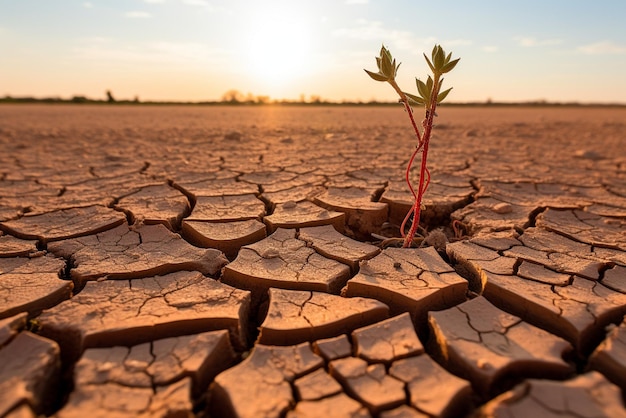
left=242, top=7, right=314, bottom=87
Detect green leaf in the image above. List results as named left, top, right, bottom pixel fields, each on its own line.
left=381, top=48, right=393, bottom=77
left=423, top=53, right=436, bottom=73
left=433, top=45, right=445, bottom=70
left=445, top=51, right=452, bottom=64
left=437, top=87, right=453, bottom=103
left=426, top=76, right=433, bottom=92
left=441, top=58, right=460, bottom=73
left=416, top=78, right=429, bottom=99
left=364, top=69, right=388, bottom=82
left=405, top=92, right=425, bottom=106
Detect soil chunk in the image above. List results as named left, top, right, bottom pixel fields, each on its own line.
left=476, top=372, right=626, bottom=418
left=382, top=174, right=473, bottom=226
left=343, top=247, right=467, bottom=326
left=537, top=208, right=626, bottom=251
left=187, top=194, right=265, bottom=222
left=114, top=184, right=190, bottom=230
left=0, top=205, right=126, bottom=244
left=262, top=185, right=326, bottom=205
left=314, top=187, right=388, bottom=236
left=0, top=255, right=71, bottom=319
left=517, top=260, right=571, bottom=286
left=451, top=197, right=535, bottom=235
left=38, top=271, right=250, bottom=361
left=57, top=329, right=234, bottom=416
left=508, top=227, right=607, bottom=280
left=173, top=177, right=258, bottom=197
left=0, top=180, right=63, bottom=220
left=329, top=356, right=406, bottom=414
left=0, top=313, right=27, bottom=346
left=0, top=233, right=38, bottom=257
left=287, top=393, right=371, bottom=418
left=58, top=378, right=192, bottom=418
left=240, top=170, right=298, bottom=188
left=47, top=223, right=228, bottom=283
left=389, top=354, right=472, bottom=417
left=428, top=296, right=574, bottom=396
left=222, top=228, right=351, bottom=299
left=210, top=343, right=323, bottom=418
left=312, top=334, right=353, bottom=361
left=379, top=405, right=428, bottom=418
left=294, top=368, right=343, bottom=401
left=264, top=201, right=345, bottom=232
left=484, top=272, right=626, bottom=354
left=352, top=313, right=424, bottom=364
left=182, top=219, right=267, bottom=259
left=0, top=332, right=60, bottom=416
left=258, top=288, right=389, bottom=345
left=60, top=173, right=165, bottom=210
left=299, top=225, right=380, bottom=272
left=446, top=240, right=517, bottom=291
left=603, top=265, right=626, bottom=294
left=589, top=320, right=626, bottom=390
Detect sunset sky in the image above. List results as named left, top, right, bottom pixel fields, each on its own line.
left=1, top=0, right=625, bottom=103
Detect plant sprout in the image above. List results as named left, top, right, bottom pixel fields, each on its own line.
left=365, top=44, right=459, bottom=248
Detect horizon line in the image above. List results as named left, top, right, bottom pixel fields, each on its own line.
left=2, top=94, right=626, bottom=108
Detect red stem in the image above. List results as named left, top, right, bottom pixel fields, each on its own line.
left=402, top=77, right=440, bottom=248
left=403, top=137, right=430, bottom=247
left=400, top=145, right=420, bottom=237
left=399, top=100, right=423, bottom=237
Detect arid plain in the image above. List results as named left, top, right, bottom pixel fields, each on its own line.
left=1, top=104, right=625, bottom=417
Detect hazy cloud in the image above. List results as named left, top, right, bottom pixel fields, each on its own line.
left=181, top=0, right=211, bottom=7
left=151, top=41, right=223, bottom=61
left=578, top=40, right=626, bottom=55
left=334, top=19, right=434, bottom=52
left=143, top=0, right=166, bottom=3
left=482, top=45, right=499, bottom=53
left=124, top=11, right=152, bottom=18
left=346, top=0, right=369, bottom=4
left=73, top=38, right=228, bottom=67
left=79, top=36, right=114, bottom=44
left=514, top=36, right=562, bottom=47
left=83, top=2, right=94, bottom=8
left=333, top=19, right=467, bottom=55
left=444, top=39, right=473, bottom=47
left=178, top=0, right=216, bottom=12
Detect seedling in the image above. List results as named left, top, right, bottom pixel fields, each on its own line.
left=365, top=45, right=459, bottom=248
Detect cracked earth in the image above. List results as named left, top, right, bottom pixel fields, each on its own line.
left=1, top=104, right=625, bottom=417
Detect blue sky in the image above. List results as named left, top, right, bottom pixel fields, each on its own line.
left=1, top=0, right=625, bottom=103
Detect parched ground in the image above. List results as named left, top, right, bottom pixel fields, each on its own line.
left=1, top=104, right=625, bottom=417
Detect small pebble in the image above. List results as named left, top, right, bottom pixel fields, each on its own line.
left=492, top=202, right=513, bottom=214
left=574, top=149, right=604, bottom=160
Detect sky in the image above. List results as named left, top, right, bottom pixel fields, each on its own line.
left=1, top=0, right=625, bottom=103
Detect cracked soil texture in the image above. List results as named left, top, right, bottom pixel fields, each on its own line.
left=1, top=104, right=625, bottom=417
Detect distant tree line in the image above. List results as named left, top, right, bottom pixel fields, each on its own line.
left=1, top=91, right=623, bottom=107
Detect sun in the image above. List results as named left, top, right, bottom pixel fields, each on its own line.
left=242, top=6, right=315, bottom=89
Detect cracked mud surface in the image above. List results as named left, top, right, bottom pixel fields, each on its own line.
left=1, top=104, right=625, bottom=417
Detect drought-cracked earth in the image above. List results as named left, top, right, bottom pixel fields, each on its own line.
left=1, top=104, right=625, bottom=417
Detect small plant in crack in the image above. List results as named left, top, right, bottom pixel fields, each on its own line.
left=365, top=44, right=459, bottom=248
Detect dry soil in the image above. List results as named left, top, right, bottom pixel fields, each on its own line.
left=1, top=104, right=625, bottom=418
